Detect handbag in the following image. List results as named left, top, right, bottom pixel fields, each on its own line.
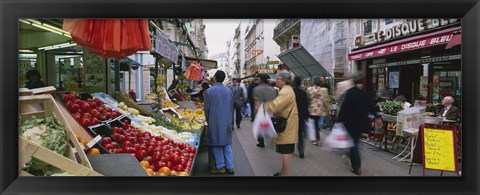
left=270, top=105, right=293, bottom=133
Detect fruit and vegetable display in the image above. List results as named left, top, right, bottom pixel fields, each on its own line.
left=162, top=99, right=178, bottom=108
left=60, top=92, right=121, bottom=127
left=105, top=120, right=196, bottom=176
left=171, top=117, right=204, bottom=131
left=175, top=108, right=206, bottom=121
left=150, top=113, right=184, bottom=132
left=20, top=116, right=70, bottom=176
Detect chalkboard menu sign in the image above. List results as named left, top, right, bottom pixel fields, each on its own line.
left=421, top=123, right=460, bottom=176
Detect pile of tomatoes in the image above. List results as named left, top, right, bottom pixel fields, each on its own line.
left=102, top=120, right=196, bottom=175
left=61, top=92, right=121, bottom=127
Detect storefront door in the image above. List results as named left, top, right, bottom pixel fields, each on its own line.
left=398, top=65, right=422, bottom=103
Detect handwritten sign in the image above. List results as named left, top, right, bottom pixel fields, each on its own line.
left=422, top=127, right=458, bottom=172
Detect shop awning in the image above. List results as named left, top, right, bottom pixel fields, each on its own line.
left=182, top=56, right=217, bottom=70
left=348, top=26, right=461, bottom=61
left=445, top=33, right=461, bottom=49
left=277, top=46, right=330, bottom=78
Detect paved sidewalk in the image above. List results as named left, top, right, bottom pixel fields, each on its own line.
left=193, top=117, right=460, bottom=177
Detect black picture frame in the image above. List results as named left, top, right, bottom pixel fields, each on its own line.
left=1, top=0, right=479, bottom=194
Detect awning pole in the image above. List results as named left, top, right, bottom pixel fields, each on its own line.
left=115, top=60, right=120, bottom=92
left=128, top=63, right=132, bottom=91
left=154, top=55, right=159, bottom=90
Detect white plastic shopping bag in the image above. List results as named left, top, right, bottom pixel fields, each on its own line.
left=323, top=122, right=355, bottom=149
left=252, top=103, right=277, bottom=140
left=305, top=118, right=316, bottom=141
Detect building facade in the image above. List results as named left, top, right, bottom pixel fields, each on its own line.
left=348, top=19, right=461, bottom=108
left=273, top=19, right=301, bottom=53
left=244, top=19, right=281, bottom=76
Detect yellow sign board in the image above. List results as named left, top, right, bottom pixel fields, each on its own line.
left=423, top=128, right=456, bottom=171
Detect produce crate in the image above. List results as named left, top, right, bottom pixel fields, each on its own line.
left=19, top=137, right=102, bottom=176
left=381, top=114, right=397, bottom=123
left=52, top=95, right=104, bottom=150
left=19, top=94, right=95, bottom=173
left=115, top=92, right=151, bottom=116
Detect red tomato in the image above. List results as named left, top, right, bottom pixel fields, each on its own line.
left=82, top=113, right=92, bottom=119
left=135, top=150, right=147, bottom=161
left=180, top=159, right=187, bottom=167
left=69, top=104, right=80, bottom=112
left=150, top=165, right=158, bottom=172
left=140, top=145, right=147, bottom=151
left=189, top=153, right=195, bottom=159
left=81, top=118, right=91, bottom=126
left=118, top=135, right=126, bottom=143
left=114, top=148, right=124, bottom=154
left=174, top=164, right=184, bottom=172
left=167, top=161, right=174, bottom=170
left=73, top=112, right=82, bottom=121
left=105, top=112, right=112, bottom=119
left=62, top=93, right=69, bottom=101
left=144, top=156, right=153, bottom=165
left=89, top=102, right=97, bottom=109
left=171, top=155, right=181, bottom=165
left=152, top=152, right=161, bottom=162
left=90, top=118, right=99, bottom=126
left=81, top=103, right=90, bottom=112
left=104, top=144, right=113, bottom=150
left=68, top=93, right=76, bottom=101
left=127, top=147, right=136, bottom=154
left=99, top=115, right=107, bottom=121
left=96, top=107, right=104, bottom=114
left=103, top=137, right=112, bottom=145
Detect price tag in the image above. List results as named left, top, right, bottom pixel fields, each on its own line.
left=87, top=135, right=102, bottom=148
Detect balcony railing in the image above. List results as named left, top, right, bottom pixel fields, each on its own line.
left=273, top=19, right=300, bottom=38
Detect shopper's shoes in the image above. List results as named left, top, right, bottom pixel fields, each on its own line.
left=210, top=168, right=226, bottom=174
left=256, top=143, right=265, bottom=148
left=299, top=153, right=305, bottom=159
left=273, top=172, right=280, bottom=176
left=312, top=141, right=317, bottom=145
left=226, top=168, right=235, bottom=175
left=351, top=169, right=362, bottom=175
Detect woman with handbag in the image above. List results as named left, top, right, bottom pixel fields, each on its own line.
left=264, top=72, right=298, bottom=176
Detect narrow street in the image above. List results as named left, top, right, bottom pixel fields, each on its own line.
left=193, top=117, right=459, bottom=176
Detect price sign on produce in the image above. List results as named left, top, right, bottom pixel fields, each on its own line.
left=421, top=124, right=459, bottom=175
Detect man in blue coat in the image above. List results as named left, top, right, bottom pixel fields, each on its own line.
left=204, top=70, right=235, bottom=175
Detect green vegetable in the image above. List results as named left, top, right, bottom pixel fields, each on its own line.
left=378, top=100, right=404, bottom=116
left=20, top=116, right=68, bottom=175
left=150, top=113, right=183, bottom=132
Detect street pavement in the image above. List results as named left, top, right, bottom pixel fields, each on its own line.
left=192, top=117, right=460, bottom=177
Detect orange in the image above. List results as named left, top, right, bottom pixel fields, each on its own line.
left=139, top=161, right=150, bottom=169
left=157, top=167, right=171, bottom=176
left=79, top=139, right=88, bottom=148
left=88, top=148, right=100, bottom=155
left=177, top=172, right=189, bottom=176
left=170, top=170, right=178, bottom=176
left=155, top=172, right=167, bottom=176
left=145, top=168, right=154, bottom=176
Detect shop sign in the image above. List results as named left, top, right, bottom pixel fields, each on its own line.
left=257, top=69, right=274, bottom=74
left=377, top=19, right=458, bottom=42
left=155, top=29, right=179, bottom=64
left=349, top=27, right=460, bottom=61
left=369, top=54, right=461, bottom=69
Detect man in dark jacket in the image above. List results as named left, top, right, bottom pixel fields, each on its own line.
left=248, top=77, right=260, bottom=122
left=230, top=78, right=245, bottom=129
left=293, top=76, right=309, bottom=158
left=336, top=73, right=383, bottom=175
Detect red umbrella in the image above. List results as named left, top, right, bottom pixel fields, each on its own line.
left=63, top=19, right=151, bottom=60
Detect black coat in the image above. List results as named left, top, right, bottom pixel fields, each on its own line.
left=293, top=87, right=309, bottom=122
left=336, top=87, right=380, bottom=140
left=247, top=83, right=258, bottom=104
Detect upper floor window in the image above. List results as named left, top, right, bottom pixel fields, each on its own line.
left=385, top=18, right=393, bottom=25
left=363, top=20, right=373, bottom=35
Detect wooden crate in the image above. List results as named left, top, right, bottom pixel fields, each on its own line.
left=19, top=94, right=95, bottom=173
left=19, top=137, right=102, bottom=176
left=115, top=91, right=151, bottom=116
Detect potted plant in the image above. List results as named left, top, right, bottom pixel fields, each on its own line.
left=378, top=100, right=404, bottom=122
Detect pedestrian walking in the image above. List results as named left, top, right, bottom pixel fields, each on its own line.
left=264, top=72, right=298, bottom=176
left=319, top=76, right=331, bottom=95
left=248, top=77, right=260, bottom=122
left=253, top=74, right=278, bottom=148
left=336, top=73, right=383, bottom=175
left=307, top=76, right=331, bottom=146
left=293, top=76, right=309, bottom=159
left=25, top=69, right=46, bottom=89
left=204, top=70, right=235, bottom=175
left=230, top=78, right=245, bottom=129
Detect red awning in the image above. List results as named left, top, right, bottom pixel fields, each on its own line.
left=445, top=33, right=462, bottom=49
left=63, top=19, right=152, bottom=60
left=348, top=26, right=461, bottom=61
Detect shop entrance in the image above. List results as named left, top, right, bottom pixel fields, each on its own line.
left=398, top=65, right=422, bottom=103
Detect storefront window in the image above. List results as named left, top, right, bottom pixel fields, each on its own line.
left=432, top=70, right=461, bottom=105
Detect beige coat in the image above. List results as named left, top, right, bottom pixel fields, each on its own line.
left=265, top=85, right=299, bottom=145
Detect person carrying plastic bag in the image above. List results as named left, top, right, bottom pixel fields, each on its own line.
left=252, top=103, right=277, bottom=140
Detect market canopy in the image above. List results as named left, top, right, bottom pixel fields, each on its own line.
left=63, top=19, right=152, bottom=60
left=277, top=46, right=331, bottom=78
